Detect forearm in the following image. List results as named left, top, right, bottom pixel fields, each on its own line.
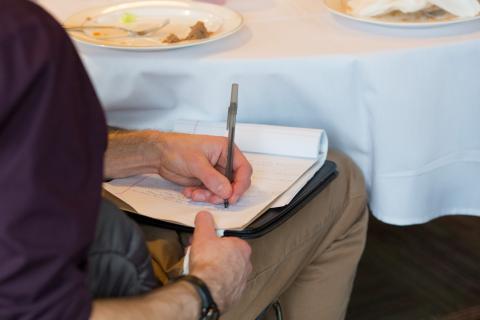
left=104, top=127, right=252, bottom=203
left=91, top=281, right=200, bottom=320
left=104, top=129, right=163, bottom=179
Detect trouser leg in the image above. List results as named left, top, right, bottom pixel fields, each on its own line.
left=275, top=188, right=368, bottom=319
left=140, top=150, right=368, bottom=320
left=140, top=225, right=185, bottom=284
left=222, top=150, right=368, bottom=320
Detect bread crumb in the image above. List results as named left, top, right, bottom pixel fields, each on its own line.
left=163, top=33, right=182, bottom=43
left=185, top=21, right=210, bottom=40
left=162, top=21, right=211, bottom=44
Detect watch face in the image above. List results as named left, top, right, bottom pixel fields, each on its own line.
left=204, top=308, right=220, bottom=320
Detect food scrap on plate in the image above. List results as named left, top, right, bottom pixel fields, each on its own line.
left=163, top=21, right=212, bottom=44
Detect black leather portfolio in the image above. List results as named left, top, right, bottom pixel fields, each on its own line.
left=128, top=160, right=337, bottom=239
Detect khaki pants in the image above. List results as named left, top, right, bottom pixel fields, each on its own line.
left=140, top=150, right=368, bottom=320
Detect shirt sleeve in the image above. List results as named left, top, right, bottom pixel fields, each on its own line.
left=0, top=1, right=107, bottom=319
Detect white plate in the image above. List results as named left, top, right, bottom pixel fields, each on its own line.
left=324, top=0, right=480, bottom=28
left=64, top=1, right=243, bottom=50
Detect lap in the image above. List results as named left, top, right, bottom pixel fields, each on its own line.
left=223, top=150, right=368, bottom=319
left=138, top=150, right=368, bottom=318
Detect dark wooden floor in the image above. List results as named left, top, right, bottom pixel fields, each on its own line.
left=347, top=215, right=480, bottom=320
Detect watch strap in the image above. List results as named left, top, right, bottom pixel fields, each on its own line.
left=177, top=275, right=219, bottom=320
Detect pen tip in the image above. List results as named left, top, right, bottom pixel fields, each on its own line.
left=224, top=200, right=229, bottom=209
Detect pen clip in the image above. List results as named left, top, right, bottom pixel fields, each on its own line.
left=227, top=84, right=238, bottom=130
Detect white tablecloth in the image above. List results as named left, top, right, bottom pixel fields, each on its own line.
left=38, top=0, right=480, bottom=225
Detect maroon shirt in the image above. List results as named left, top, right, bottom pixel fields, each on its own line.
left=0, top=1, right=107, bottom=318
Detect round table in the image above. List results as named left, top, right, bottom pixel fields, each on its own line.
left=39, top=0, right=480, bottom=225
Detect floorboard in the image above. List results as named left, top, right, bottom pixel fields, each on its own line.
left=347, top=215, right=480, bottom=320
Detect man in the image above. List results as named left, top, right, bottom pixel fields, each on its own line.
left=0, top=1, right=368, bottom=319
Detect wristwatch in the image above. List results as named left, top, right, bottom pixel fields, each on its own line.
left=178, top=275, right=220, bottom=320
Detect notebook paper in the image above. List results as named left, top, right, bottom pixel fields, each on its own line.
left=103, top=121, right=328, bottom=230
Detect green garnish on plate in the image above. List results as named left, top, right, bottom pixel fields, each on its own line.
left=121, top=12, right=137, bottom=24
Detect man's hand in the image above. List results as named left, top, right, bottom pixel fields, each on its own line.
left=105, top=130, right=253, bottom=205
left=189, top=211, right=252, bottom=313
left=91, top=211, right=252, bottom=319
left=155, top=132, right=252, bottom=205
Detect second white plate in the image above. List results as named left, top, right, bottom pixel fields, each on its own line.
left=324, top=0, right=480, bottom=28
left=65, top=1, right=243, bottom=50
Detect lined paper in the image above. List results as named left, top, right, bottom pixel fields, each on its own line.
left=103, top=121, right=328, bottom=230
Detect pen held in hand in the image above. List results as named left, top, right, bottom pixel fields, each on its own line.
left=224, top=83, right=238, bottom=208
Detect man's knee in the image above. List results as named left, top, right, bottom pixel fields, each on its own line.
left=328, top=149, right=367, bottom=201
left=327, top=149, right=368, bottom=226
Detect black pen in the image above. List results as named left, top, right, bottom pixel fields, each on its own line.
left=224, top=83, right=238, bottom=208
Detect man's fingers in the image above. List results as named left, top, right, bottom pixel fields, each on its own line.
left=183, top=140, right=252, bottom=205
left=191, top=189, right=214, bottom=202
left=159, top=168, right=202, bottom=187
left=193, top=211, right=217, bottom=241
left=183, top=187, right=226, bottom=204
left=230, top=166, right=252, bottom=204
left=190, top=157, right=232, bottom=199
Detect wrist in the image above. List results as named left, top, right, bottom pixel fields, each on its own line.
left=104, top=130, right=163, bottom=179
left=177, top=275, right=220, bottom=320
left=147, top=130, right=169, bottom=169
left=143, top=280, right=202, bottom=319
left=142, top=130, right=167, bottom=170
left=190, top=268, right=225, bottom=313
left=175, top=279, right=203, bottom=319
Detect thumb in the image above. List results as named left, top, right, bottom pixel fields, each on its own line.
left=192, top=211, right=217, bottom=242
left=191, top=157, right=232, bottom=199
